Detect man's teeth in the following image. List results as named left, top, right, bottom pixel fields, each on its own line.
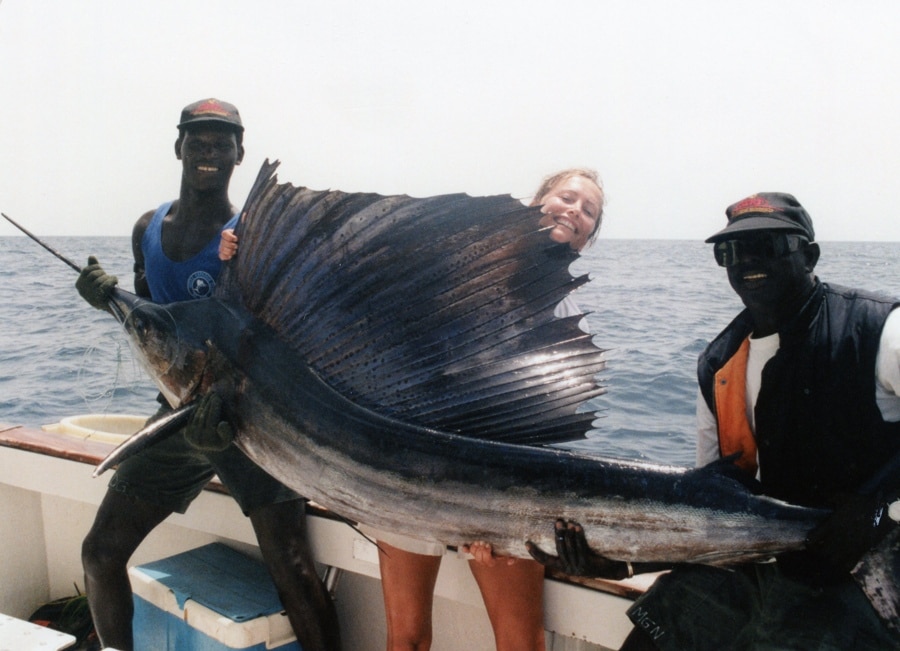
left=744, top=273, right=767, bottom=282
left=198, top=165, right=219, bottom=172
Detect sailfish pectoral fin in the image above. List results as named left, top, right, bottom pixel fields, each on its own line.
left=93, top=402, right=198, bottom=477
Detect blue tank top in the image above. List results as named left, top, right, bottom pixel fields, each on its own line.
left=141, top=201, right=239, bottom=303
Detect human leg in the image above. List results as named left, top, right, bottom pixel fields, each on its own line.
left=82, top=406, right=220, bottom=650
left=81, top=490, right=173, bottom=651
left=377, top=541, right=443, bottom=651
left=209, top=441, right=340, bottom=650
left=250, top=499, right=342, bottom=651
left=468, top=556, right=546, bottom=651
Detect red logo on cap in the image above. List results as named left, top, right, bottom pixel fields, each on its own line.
left=730, top=195, right=775, bottom=218
left=191, top=99, right=230, bottom=118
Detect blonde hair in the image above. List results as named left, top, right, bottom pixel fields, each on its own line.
left=530, top=168, right=605, bottom=247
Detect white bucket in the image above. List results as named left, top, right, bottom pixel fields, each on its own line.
left=42, top=414, right=148, bottom=444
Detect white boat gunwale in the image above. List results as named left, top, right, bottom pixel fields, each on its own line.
left=0, top=420, right=649, bottom=650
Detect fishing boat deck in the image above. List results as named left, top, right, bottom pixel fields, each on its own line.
left=0, top=422, right=654, bottom=650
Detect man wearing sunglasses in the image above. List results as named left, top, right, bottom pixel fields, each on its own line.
left=531, top=193, right=900, bottom=650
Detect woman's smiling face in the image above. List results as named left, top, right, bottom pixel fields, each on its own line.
left=536, top=175, right=603, bottom=252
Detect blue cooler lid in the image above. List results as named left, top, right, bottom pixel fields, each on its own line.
left=135, top=543, right=285, bottom=622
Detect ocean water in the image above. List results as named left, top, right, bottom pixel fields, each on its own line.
left=2, top=236, right=899, bottom=468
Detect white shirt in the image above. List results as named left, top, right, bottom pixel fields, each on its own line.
left=554, top=295, right=590, bottom=333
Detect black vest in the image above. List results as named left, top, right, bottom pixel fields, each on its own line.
left=698, top=281, right=900, bottom=508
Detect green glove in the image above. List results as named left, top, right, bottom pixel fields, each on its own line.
left=183, top=392, right=234, bottom=452
left=75, top=255, right=118, bottom=310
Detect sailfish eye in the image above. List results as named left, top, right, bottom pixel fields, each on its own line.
left=126, top=311, right=149, bottom=339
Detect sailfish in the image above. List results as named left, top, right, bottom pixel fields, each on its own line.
left=4, top=160, right=897, bottom=630
left=87, top=158, right=820, bottom=561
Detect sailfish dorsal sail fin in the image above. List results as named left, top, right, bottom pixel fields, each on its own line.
left=217, top=160, right=606, bottom=445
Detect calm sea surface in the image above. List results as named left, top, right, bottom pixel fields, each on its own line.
left=2, top=237, right=899, bottom=467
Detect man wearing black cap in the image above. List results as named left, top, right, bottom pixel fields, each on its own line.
left=530, top=193, right=900, bottom=649
left=76, top=99, right=341, bottom=651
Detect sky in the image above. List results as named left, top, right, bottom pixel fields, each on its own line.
left=1, top=1, right=899, bottom=241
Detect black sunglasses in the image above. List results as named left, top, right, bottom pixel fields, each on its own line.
left=713, top=233, right=809, bottom=268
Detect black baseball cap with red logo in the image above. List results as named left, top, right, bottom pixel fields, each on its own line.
left=177, top=98, right=244, bottom=133
left=706, top=192, right=815, bottom=243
